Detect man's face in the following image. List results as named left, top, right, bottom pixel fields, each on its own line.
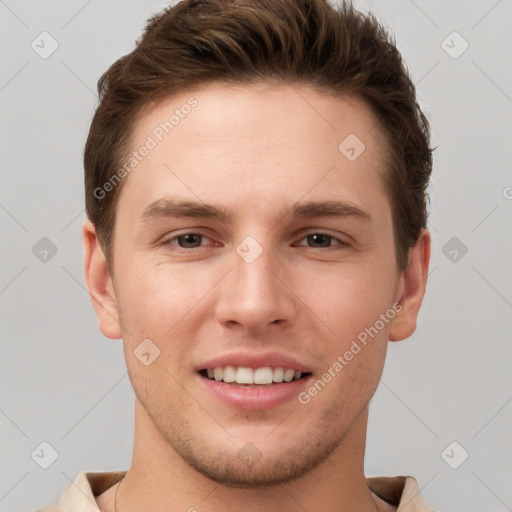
left=104, top=82, right=405, bottom=486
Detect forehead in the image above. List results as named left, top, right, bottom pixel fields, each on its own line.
left=118, top=81, right=391, bottom=222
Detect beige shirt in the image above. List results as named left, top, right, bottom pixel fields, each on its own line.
left=37, top=471, right=436, bottom=511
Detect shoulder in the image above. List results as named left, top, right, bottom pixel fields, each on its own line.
left=35, top=470, right=126, bottom=512
left=367, top=475, right=438, bottom=511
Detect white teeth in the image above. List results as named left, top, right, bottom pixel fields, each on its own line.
left=235, top=367, right=253, bottom=384
left=204, top=365, right=305, bottom=385
left=283, top=369, right=295, bottom=382
left=223, top=365, right=236, bottom=383
left=253, top=367, right=273, bottom=385
left=273, top=367, right=284, bottom=382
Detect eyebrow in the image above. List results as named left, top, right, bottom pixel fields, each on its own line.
left=138, top=198, right=372, bottom=225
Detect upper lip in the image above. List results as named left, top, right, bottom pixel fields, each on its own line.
left=197, top=350, right=312, bottom=373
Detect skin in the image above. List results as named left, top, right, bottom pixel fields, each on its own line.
left=84, top=82, right=430, bottom=512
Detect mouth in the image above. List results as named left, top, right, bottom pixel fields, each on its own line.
left=198, top=366, right=312, bottom=386
left=195, top=351, right=314, bottom=410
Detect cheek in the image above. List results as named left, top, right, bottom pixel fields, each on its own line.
left=299, top=261, right=397, bottom=344
left=294, top=262, right=396, bottom=408
left=116, top=262, right=217, bottom=384
left=117, top=261, right=201, bottom=337
left=118, top=265, right=195, bottom=407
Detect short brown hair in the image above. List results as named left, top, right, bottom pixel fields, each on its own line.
left=84, top=0, right=433, bottom=273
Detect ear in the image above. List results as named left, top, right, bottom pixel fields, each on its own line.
left=389, top=228, right=431, bottom=342
left=83, top=219, right=123, bottom=340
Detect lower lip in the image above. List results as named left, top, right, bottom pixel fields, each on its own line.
left=197, top=373, right=312, bottom=411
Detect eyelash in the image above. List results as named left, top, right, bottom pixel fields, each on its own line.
left=160, top=231, right=349, bottom=252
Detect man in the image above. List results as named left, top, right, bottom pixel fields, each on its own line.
left=39, top=0, right=435, bottom=510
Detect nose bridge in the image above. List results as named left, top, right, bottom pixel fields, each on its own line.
left=235, top=239, right=278, bottom=295
left=215, top=235, right=295, bottom=329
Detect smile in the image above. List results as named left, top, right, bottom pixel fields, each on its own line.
left=200, top=366, right=310, bottom=386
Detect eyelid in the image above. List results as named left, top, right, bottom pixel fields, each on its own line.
left=161, top=230, right=215, bottom=248
left=161, top=229, right=350, bottom=250
left=294, top=230, right=349, bottom=247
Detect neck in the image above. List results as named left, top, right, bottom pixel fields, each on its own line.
left=110, top=398, right=379, bottom=512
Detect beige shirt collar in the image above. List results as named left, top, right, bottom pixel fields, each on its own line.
left=38, top=471, right=436, bottom=512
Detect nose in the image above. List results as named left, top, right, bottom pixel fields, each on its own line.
left=214, top=241, right=297, bottom=333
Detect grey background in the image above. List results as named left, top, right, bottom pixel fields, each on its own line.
left=1, top=1, right=511, bottom=511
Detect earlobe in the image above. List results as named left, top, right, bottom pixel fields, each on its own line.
left=389, top=228, right=431, bottom=342
left=82, top=220, right=123, bottom=340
